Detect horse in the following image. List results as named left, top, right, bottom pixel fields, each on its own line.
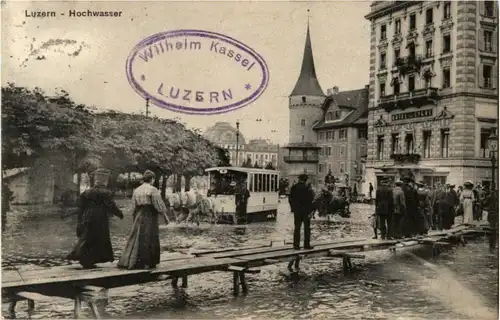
left=312, top=190, right=350, bottom=220
left=164, top=190, right=218, bottom=225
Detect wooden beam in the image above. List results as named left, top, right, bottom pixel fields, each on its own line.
left=328, top=250, right=365, bottom=259
left=227, top=265, right=260, bottom=274
left=16, top=291, right=52, bottom=301
left=264, top=259, right=280, bottom=264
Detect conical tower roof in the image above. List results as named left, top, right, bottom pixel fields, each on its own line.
left=289, top=22, right=325, bottom=97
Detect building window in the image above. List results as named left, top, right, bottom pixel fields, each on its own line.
left=339, top=129, right=347, bottom=140
left=484, top=30, right=493, bottom=52
left=444, top=1, right=451, bottom=19
left=358, top=127, right=367, bottom=140
left=360, top=145, right=367, bottom=157
left=319, top=163, right=324, bottom=173
left=394, top=48, right=400, bottom=61
left=480, top=128, right=492, bottom=158
left=442, top=68, right=451, bottom=88
left=380, top=52, right=386, bottom=69
left=423, top=130, right=432, bottom=158
left=485, top=1, right=495, bottom=17
left=379, top=81, right=386, bottom=97
left=301, top=96, right=306, bottom=103
left=409, top=13, right=416, bottom=30
left=408, top=43, right=416, bottom=58
left=408, top=75, right=415, bottom=91
left=395, top=19, right=401, bottom=34
left=381, top=24, right=387, bottom=40
left=405, top=133, right=414, bottom=153
left=340, top=162, right=346, bottom=173
left=391, top=133, right=400, bottom=154
left=326, top=131, right=332, bottom=140
left=394, top=80, right=400, bottom=94
left=426, top=8, right=433, bottom=24
left=301, top=135, right=304, bottom=142
left=327, top=147, right=332, bottom=156
left=425, top=40, right=433, bottom=57
left=340, top=145, right=346, bottom=158
left=319, top=132, right=325, bottom=141
left=326, top=112, right=333, bottom=121
left=443, top=34, right=451, bottom=53
left=334, top=110, right=341, bottom=119
left=377, top=135, right=385, bottom=160
left=483, top=65, right=493, bottom=88
left=301, top=119, right=306, bottom=127
left=441, top=129, right=449, bottom=157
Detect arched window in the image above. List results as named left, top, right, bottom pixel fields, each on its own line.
left=326, top=112, right=333, bottom=121
left=301, top=96, right=306, bottom=103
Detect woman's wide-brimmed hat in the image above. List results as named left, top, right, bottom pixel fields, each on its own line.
left=93, top=168, right=111, bottom=177
left=464, top=180, right=474, bottom=186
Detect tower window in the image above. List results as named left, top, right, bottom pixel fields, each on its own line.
left=426, top=8, right=433, bottom=24
left=409, top=13, right=416, bottom=30
left=408, top=75, right=415, bottom=91
left=326, top=112, right=333, bottom=121
left=442, top=68, right=451, bottom=88
left=301, top=119, right=306, bottom=127
left=444, top=2, right=451, bottom=19
left=443, top=34, right=451, bottom=53
left=301, top=96, right=306, bottom=103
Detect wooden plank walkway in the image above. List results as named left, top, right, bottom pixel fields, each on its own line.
left=1, top=222, right=491, bottom=319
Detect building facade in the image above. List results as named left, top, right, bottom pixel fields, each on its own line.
left=364, top=1, right=498, bottom=189
left=204, top=122, right=280, bottom=168
left=284, top=23, right=369, bottom=190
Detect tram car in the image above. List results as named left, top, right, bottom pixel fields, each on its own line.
left=205, top=167, right=280, bottom=224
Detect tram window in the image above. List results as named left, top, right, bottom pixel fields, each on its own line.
left=256, top=174, right=260, bottom=192
left=270, top=175, right=275, bottom=192
left=266, top=174, right=270, bottom=192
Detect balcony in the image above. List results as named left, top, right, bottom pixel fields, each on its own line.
left=394, top=55, right=423, bottom=77
left=390, top=153, right=421, bottom=164
left=379, top=87, right=439, bottom=111
left=284, top=155, right=319, bottom=163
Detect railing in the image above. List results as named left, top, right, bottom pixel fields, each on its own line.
left=379, top=87, right=438, bottom=111
left=283, top=155, right=319, bottom=163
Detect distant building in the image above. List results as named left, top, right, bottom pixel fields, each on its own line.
left=204, top=122, right=280, bottom=168
left=364, top=1, right=498, bottom=188
left=284, top=22, right=369, bottom=192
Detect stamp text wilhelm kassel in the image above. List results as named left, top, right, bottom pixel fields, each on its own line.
left=25, top=10, right=123, bottom=18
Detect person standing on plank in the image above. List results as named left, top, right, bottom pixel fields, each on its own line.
left=289, top=173, right=315, bottom=250
left=118, top=170, right=170, bottom=270
left=375, top=177, right=393, bottom=240
left=391, top=180, right=406, bottom=239
left=67, top=168, right=124, bottom=269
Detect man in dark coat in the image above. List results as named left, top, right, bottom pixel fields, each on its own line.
left=442, top=184, right=459, bottom=229
left=67, top=168, right=124, bottom=269
left=485, top=187, right=498, bottom=252
left=375, top=177, right=393, bottom=239
left=433, top=184, right=446, bottom=230
left=369, top=183, right=374, bottom=200
left=401, top=175, right=419, bottom=237
left=235, top=180, right=250, bottom=220
left=289, top=173, right=315, bottom=250
left=392, top=180, right=406, bottom=239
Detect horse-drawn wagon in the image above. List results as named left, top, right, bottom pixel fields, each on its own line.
left=313, top=183, right=351, bottom=219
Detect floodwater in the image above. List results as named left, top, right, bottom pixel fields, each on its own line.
left=2, top=201, right=498, bottom=319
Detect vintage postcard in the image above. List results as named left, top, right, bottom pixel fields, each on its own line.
left=1, top=0, right=498, bottom=319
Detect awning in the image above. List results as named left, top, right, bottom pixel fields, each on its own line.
left=374, top=164, right=436, bottom=173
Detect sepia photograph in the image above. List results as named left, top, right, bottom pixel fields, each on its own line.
left=1, top=0, right=498, bottom=319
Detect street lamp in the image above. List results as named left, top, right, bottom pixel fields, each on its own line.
left=488, top=129, right=498, bottom=191
left=236, top=120, right=240, bottom=167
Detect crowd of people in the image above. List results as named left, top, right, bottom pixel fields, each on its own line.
left=372, top=174, right=498, bottom=240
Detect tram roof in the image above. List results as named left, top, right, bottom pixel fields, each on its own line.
left=205, top=166, right=279, bottom=174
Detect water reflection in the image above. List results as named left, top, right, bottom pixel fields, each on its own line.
left=1, top=202, right=498, bottom=319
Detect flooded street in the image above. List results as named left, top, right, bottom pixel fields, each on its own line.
left=2, top=201, right=498, bottom=319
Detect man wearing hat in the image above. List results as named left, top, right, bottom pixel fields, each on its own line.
left=68, top=168, right=124, bottom=269
left=416, top=181, right=431, bottom=234
left=391, top=180, right=406, bottom=239
left=375, top=177, right=393, bottom=239
left=289, top=173, right=315, bottom=250
left=401, top=174, right=419, bottom=237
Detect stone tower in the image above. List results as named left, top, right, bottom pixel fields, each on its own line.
left=284, top=21, right=326, bottom=185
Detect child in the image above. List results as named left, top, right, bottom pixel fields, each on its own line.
left=370, top=213, right=379, bottom=239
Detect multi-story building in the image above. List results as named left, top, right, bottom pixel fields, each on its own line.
left=203, top=122, right=279, bottom=168
left=284, top=23, right=369, bottom=190
left=364, top=1, right=498, bottom=189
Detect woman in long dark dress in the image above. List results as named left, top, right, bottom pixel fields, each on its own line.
left=67, top=168, right=124, bottom=269
left=118, top=170, right=169, bottom=270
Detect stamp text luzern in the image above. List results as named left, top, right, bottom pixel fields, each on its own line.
left=139, top=38, right=256, bottom=71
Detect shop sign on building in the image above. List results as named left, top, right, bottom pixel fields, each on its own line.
left=391, top=109, right=433, bottom=122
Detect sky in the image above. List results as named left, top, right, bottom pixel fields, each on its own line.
left=2, top=0, right=371, bottom=144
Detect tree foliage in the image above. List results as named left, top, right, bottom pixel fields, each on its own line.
left=2, top=84, right=228, bottom=185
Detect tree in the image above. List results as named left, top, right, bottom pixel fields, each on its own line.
left=265, top=162, right=275, bottom=170
left=242, top=158, right=252, bottom=167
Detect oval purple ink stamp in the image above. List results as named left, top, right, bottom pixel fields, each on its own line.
left=126, top=29, right=269, bottom=115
